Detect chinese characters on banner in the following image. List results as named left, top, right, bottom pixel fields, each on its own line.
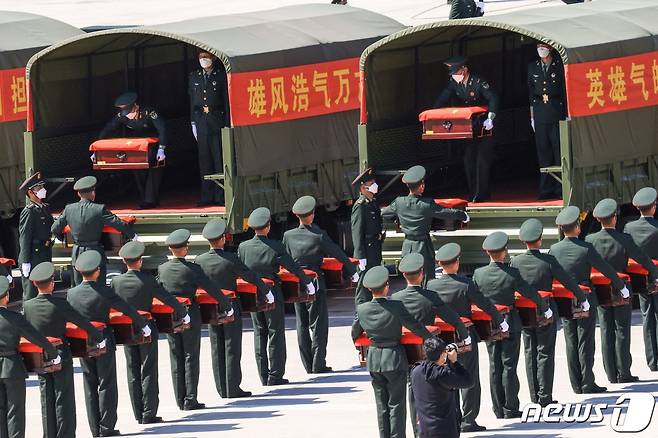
left=0, top=68, right=28, bottom=123
left=565, top=51, right=658, bottom=117
left=229, top=58, right=360, bottom=126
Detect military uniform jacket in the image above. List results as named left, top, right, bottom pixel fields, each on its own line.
left=0, top=307, right=58, bottom=379
left=283, top=223, right=357, bottom=279
left=51, top=199, right=135, bottom=244
left=99, top=105, right=168, bottom=146
left=585, top=228, right=658, bottom=281
left=356, top=298, right=432, bottom=372
left=351, top=195, right=383, bottom=259
left=188, top=68, right=228, bottom=125
left=111, top=270, right=187, bottom=319
left=427, top=273, right=504, bottom=325
left=528, top=58, right=566, bottom=124
left=434, top=73, right=499, bottom=114
left=391, top=285, right=469, bottom=339
left=473, top=262, right=548, bottom=332
left=23, top=294, right=104, bottom=349
left=381, top=195, right=467, bottom=239
left=548, top=236, right=626, bottom=290
left=238, top=235, right=313, bottom=285
left=195, top=249, right=269, bottom=301
left=157, top=257, right=230, bottom=311
left=624, top=217, right=658, bottom=260
left=449, top=0, right=482, bottom=19
left=18, top=199, right=54, bottom=265
left=510, top=250, right=588, bottom=302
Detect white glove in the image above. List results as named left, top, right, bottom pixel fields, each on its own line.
left=306, top=282, right=316, bottom=295
left=90, top=153, right=96, bottom=163
left=191, top=122, right=198, bottom=140
left=5, top=275, right=12, bottom=284
left=620, top=286, right=630, bottom=299
left=463, top=212, right=470, bottom=223
left=499, top=320, right=509, bottom=332
left=182, top=313, right=191, bottom=324
left=462, top=335, right=472, bottom=346
left=97, top=339, right=106, bottom=350
left=476, top=1, right=485, bottom=12
left=142, top=325, right=152, bottom=338
left=358, top=259, right=367, bottom=271
left=530, top=118, right=535, bottom=132
left=544, top=308, right=553, bottom=320
left=265, top=291, right=275, bottom=304
left=131, top=234, right=140, bottom=242
left=156, top=148, right=166, bottom=162
left=351, top=272, right=360, bottom=283
left=581, top=299, right=590, bottom=312
left=21, top=263, right=31, bottom=277
left=483, top=118, right=494, bottom=131
left=51, top=355, right=62, bottom=365
left=226, top=307, right=234, bottom=317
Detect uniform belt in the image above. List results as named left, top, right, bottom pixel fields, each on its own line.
left=194, top=105, right=223, bottom=113
left=370, top=341, right=399, bottom=348
left=365, top=234, right=384, bottom=241
left=75, top=241, right=101, bottom=247
left=0, top=350, right=17, bottom=357
left=404, top=234, right=430, bottom=241
left=32, top=239, right=54, bottom=247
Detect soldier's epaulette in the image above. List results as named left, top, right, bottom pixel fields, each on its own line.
left=355, top=197, right=366, bottom=206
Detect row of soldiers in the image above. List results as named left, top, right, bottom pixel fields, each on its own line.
left=349, top=165, right=658, bottom=438
left=2, top=173, right=358, bottom=438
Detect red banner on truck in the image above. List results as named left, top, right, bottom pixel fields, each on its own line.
left=229, top=57, right=361, bottom=127
left=0, top=68, right=28, bottom=123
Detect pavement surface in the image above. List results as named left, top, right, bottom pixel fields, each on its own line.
left=23, top=287, right=658, bottom=437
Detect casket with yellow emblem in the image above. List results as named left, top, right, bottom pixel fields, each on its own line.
left=90, top=137, right=162, bottom=170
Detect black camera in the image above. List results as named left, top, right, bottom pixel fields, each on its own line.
left=445, top=343, right=458, bottom=353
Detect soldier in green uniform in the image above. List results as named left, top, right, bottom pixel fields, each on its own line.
left=195, top=219, right=274, bottom=398
left=157, top=229, right=232, bottom=410
left=24, top=262, right=104, bottom=438
left=390, top=252, right=470, bottom=437
left=51, top=176, right=136, bottom=286
left=510, top=219, right=590, bottom=406
left=283, top=196, right=359, bottom=374
left=238, top=208, right=315, bottom=385
left=473, top=231, right=551, bottom=418
left=354, top=266, right=432, bottom=438
left=381, top=165, right=469, bottom=283
left=111, top=241, right=190, bottom=423
left=427, top=243, right=508, bottom=433
left=0, top=276, right=60, bottom=438
left=585, top=198, right=658, bottom=383
left=18, top=172, right=54, bottom=302
left=624, top=187, right=658, bottom=371
left=66, top=250, right=150, bottom=437
left=548, top=205, right=627, bottom=394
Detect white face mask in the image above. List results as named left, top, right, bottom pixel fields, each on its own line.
left=199, top=58, right=213, bottom=69
left=537, top=47, right=550, bottom=58
left=35, top=188, right=47, bottom=199
left=451, top=74, right=464, bottom=84
left=367, top=182, right=379, bottom=194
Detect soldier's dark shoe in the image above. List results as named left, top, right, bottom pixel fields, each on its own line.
left=140, top=416, right=163, bottom=424
left=267, top=377, right=289, bottom=386
left=461, top=423, right=486, bottom=432
left=494, top=411, right=504, bottom=419
left=99, top=430, right=121, bottom=437
left=572, top=387, right=582, bottom=394
left=650, top=365, right=658, bottom=372
left=183, top=401, right=206, bottom=411
left=608, top=377, right=618, bottom=384
left=138, top=202, right=157, bottom=210
left=504, top=411, right=523, bottom=419
left=539, top=400, right=558, bottom=407
left=312, top=367, right=334, bottom=374
left=228, top=389, right=252, bottom=398
left=617, top=375, right=639, bottom=383
left=582, top=385, right=607, bottom=393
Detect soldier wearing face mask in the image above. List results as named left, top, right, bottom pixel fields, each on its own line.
left=189, top=50, right=229, bottom=207
left=18, top=172, right=54, bottom=301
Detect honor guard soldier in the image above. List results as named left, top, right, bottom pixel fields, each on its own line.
left=238, top=208, right=315, bottom=385
left=18, top=172, right=54, bottom=301
left=354, top=266, right=432, bottom=438
left=586, top=198, right=658, bottom=383
left=111, top=241, right=190, bottom=423
left=382, top=165, right=469, bottom=282
left=510, top=219, right=589, bottom=406
left=195, top=219, right=274, bottom=398
left=283, top=196, right=359, bottom=374
left=67, top=250, right=150, bottom=437
left=24, top=262, right=105, bottom=438
left=98, top=92, right=168, bottom=209
left=157, top=229, right=232, bottom=410
left=434, top=57, right=499, bottom=202
left=473, top=231, right=551, bottom=419
left=391, top=253, right=471, bottom=437
left=51, top=176, right=136, bottom=286
left=549, top=206, right=627, bottom=393
left=427, top=243, right=508, bottom=433
left=189, top=51, right=228, bottom=206
left=528, top=43, right=567, bottom=200
left=0, top=276, right=60, bottom=438
left=624, top=187, right=658, bottom=371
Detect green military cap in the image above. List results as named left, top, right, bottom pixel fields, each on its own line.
left=292, top=195, right=316, bottom=216
left=633, top=187, right=657, bottom=208
left=398, top=253, right=425, bottom=274
left=73, top=175, right=97, bottom=192
left=402, top=165, right=426, bottom=184
left=166, top=229, right=191, bottom=248
left=352, top=167, right=376, bottom=186
left=29, top=262, right=55, bottom=282
left=555, top=205, right=581, bottom=226
left=19, top=172, right=45, bottom=192
left=436, top=243, right=461, bottom=263
left=202, top=218, right=227, bottom=240
left=593, top=198, right=617, bottom=219
left=118, top=241, right=145, bottom=259
left=0, top=276, right=9, bottom=298
left=519, top=218, right=544, bottom=242
left=363, top=266, right=389, bottom=289
left=482, top=231, right=509, bottom=251
left=75, top=250, right=102, bottom=273
left=248, top=207, right=271, bottom=229
left=444, top=56, right=467, bottom=74
left=114, top=92, right=137, bottom=108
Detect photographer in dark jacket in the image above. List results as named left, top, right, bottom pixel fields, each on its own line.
left=410, top=337, right=473, bottom=438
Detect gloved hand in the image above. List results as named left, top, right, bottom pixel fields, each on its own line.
left=483, top=118, right=494, bottom=131
left=306, top=282, right=316, bottom=296
left=98, top=339, right=106, bottom=350
left=358, top=259, right=367, bottom=271
left=182, top=314, right=191, bottom=324
left=620, top=286, right=630, bottom=299
left=131, top=234, right=140, bottom=242
left=463, top=212, right=470, bottom=223
left=191, top=122, right=197, bottom=140
left=476, top=1, right=485, bottom=12
left=90, top=153, right=96, bottom=163
left=351, top=272, right=360, bottom=283
left=530, top=118, right=535, bottom=132
left=226, top=307, right=234, bottom=317
left=265, top=290, right=275, bottom=304
left=499, top=320, right=509, bottom=332
left=156, top=147, right=166, bottom=162
left=51, top=355, right=62, bottom=365
left=462, top=335, right=472, bottom=346
left=5, top=275, right=12, bottom=284
left=21, top=263, right=31, bottom=277
left=142, top=325, right=152, bottom=338
left=544, top=308, right=553, bottom=320
left=581, top=299, right=590, bottom=312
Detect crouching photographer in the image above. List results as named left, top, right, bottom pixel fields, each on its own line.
left=410, top=337, right=474, bottom=438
